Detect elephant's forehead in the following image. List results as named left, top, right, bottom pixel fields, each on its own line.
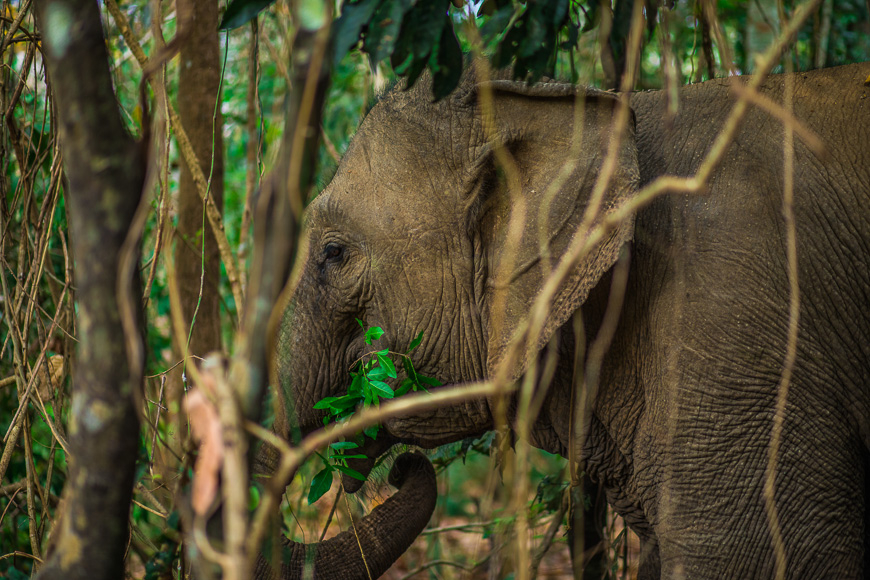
left=311, top=130, right=459, bottom=232
left=309, top=183, right=435, bottom=239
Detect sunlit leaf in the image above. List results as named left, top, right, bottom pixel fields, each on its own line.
left=376, top=353, right=397, bottom=378
left=364, top=326, right=385, bottom=344
left=369, top=379, right=395, bottom=398
left=348, top=372, right=365, bottom=397
left=313, top=396, right=339, bottom=410
left=407, top=329, right=424, bottom=352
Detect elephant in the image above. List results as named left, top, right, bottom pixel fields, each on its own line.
left=269, top=61, right=870, bottom=579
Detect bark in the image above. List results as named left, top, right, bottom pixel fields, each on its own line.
left=255, top=453, right=437, bottom=580
left=33, top=0, right=146, bottom=578
left=175, top=0, right=224, bottom=370
left=697, top=0, right=716, bottom=81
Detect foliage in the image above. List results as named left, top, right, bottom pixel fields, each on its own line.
left=308, top=325, right=439, bottom=503
left=314, top=323, right=438, bottom=428
left=0, top=0, right=868, bottom=577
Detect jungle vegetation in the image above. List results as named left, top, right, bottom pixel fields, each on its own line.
left=0, top=0, right=867, bottom=578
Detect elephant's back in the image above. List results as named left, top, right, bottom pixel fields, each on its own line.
left=629, top=63, right=870, bottom=440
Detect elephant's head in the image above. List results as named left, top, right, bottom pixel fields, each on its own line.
left=276, top=67, right=638, bottom=486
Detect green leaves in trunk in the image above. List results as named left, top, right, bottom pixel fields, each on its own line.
left=307, top=467, right=334, bottom=504
left=308, top=325, right=439, bottom=504
left=314, top=325, right=437, bottom=427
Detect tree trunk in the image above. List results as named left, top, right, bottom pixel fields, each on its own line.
left=33, top=0, right=146, bottom=577
left=163, top=0, right=224, bottom=483
left=175, top=0, right=224, bottom=369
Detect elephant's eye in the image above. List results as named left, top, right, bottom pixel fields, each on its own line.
left=323, top=242, right=344, bottom=263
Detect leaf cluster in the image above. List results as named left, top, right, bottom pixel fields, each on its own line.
left=313, top=321, right=438, bottom=431
left=307, top=323, right=440, bottom=503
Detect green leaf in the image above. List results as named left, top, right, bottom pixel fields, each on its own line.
left=248, top=485, right=261, bottom=511
left=395, top=377, right=414, bottom=396
left=332, top=0, right=381, bottom=67
left=363, top=0, right=414, bottom=66
left=418, top=374, right=442, bottom=388
left=432, top=16, right=463, bottom=100
left=331, top=454, right=368, bottom=460
left=316, top=394, right=360, bottom=413
left=369, top=380, right=395, bottom=399
left=219, top=0, right=274, bottom=29
left=333, top=464, right=367, bottom=481
left=367, top=365, right=389, bottom=381
left=480, top=3, right=516, bottom=41
left=308, top=467, right=333, bottom=504
left=376, top=353, right=397, bottom=378
left=364, top=326, right=385, bottom=344
left=407, top=330, right=424, bottom=352
left=418, top=375, right=441, bottom=386
left=402, top=357, right=418, bottom=382
left=390, top=0, right=448, bottom=87
left=313, top=396, right=339, bottom=410
left=364, top=424, right=380, bottom=439
left=348, top=372, right=365, bottom=397
left=330, top=441, right=360, bottom=450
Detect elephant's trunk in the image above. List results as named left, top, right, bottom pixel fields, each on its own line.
left=255, top=452, right=437, bottom=579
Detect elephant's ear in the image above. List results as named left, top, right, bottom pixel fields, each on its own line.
left=469, top=81, right=639, bottom=377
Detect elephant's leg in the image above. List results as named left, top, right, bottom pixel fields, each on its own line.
left=568, top=478, right=608, bottom=579
left=653, top=394, right=865, bottom=579
left=636, top=539, right=660, bottom=580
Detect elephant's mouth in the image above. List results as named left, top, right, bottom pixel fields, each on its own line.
left=341, top=431, right=400, bottom=493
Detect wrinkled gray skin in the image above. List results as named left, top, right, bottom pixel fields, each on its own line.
left=275, top=62, right=870, bottom=579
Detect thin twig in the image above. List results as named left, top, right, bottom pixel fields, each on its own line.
left=319, top=486, right=342, bottom=541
